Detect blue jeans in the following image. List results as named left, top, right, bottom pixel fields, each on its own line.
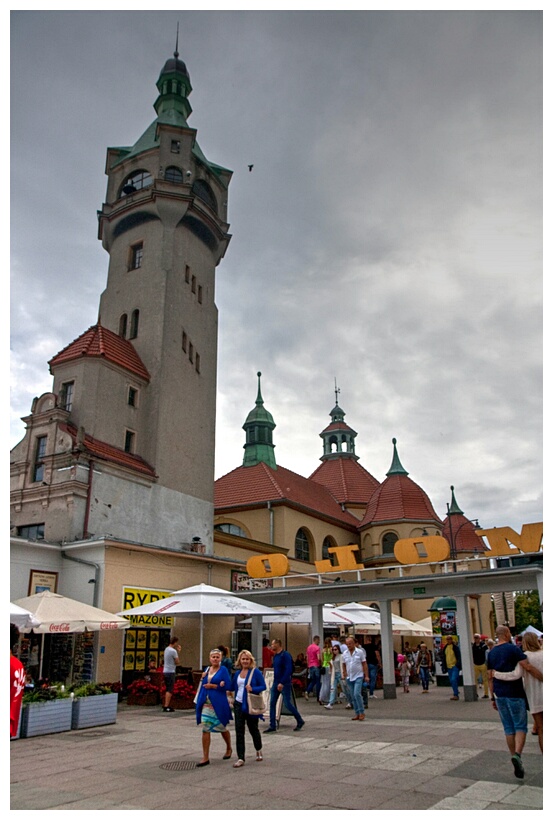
left=269, top=683, right=303, bottom=729
left=368, top=664, right=378, bottom=696
left=419, top=666, right=430, bottom=690
left=447, top=666, right=460, bottom=697
left=328, top=671, right=342, bottom=706
left=348, top=677, right=364, bottom=715
left=306, top=666, right=321, bottom=698
left=495, top=697, right=528, bottom=735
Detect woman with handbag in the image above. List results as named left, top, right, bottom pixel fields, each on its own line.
left=195, top=648, right=233, bottom=767
left=229, top=649, right=267, bottom=768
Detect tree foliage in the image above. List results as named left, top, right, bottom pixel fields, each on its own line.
left=514, top=590, right=542, bottom=634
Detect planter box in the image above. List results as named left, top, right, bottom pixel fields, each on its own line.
left=127, top=693, right=159, bottom=706
left=170, top=697, right=195, bottom=710
left=72, top=692, right=118, bottom=729
left=20, top=699, right=73, bottom=738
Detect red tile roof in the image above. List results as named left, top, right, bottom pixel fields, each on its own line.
left=441, top=515, right=486, bottom=553
left=320, top=421, right=353, bottom=434
left=359, top=473, right=441, bottom=528
left=309, top=458, right=380, bottom=505
left=49, top=324, right=150, bottom=382
left=215, top=462, right=359, bottom=528
left=60, top=422, right=156, bottom=478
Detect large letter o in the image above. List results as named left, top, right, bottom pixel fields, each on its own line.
left=246, top=553, right=289, bottom=578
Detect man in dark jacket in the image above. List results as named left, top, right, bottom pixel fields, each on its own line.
left=264, top=639, right=305, bottom=733
left=472, top=633, right=489, bottom=697
left=441, top=636, right=462, bottom=700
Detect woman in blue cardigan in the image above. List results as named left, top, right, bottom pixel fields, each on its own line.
left=195, top=648, right=233, bottom=767
left=230, top=650, right=267, bottom=767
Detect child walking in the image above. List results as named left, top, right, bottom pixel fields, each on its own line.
left=397, top=653, right=412, bottom=693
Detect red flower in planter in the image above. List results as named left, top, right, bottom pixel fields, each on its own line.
left=162, top=679, right=196, bottom=699
left=127, top=679, right=161, bottom=695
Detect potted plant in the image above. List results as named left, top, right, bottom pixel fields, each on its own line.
left=126, top=678, right=161, bottom=706
left=70, top=682, right=119, bottom=729
left=163, top=679, right=196, bottom=709
left=20, top=684, right=72, bottom=738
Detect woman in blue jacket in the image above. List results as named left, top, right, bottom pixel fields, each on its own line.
left=195, top=648, right=233, bottom=766
left=229, top=649, right=267, bottom=768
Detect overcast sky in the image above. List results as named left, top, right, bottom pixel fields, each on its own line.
left=10, top=10, right=542, bottom=533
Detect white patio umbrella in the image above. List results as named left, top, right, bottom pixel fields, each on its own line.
left=240, top=604, right=356, bottom=626
left=118, top=583, right=276, bottom=667
left=14, top=591, right=130, bottom=681
left=14, top=591, right=131, bottom=633
left=520, top=624, right=542, bottom=637
left=332, top=603, right=433, bottom=636
left=10, top=602, right=41, bottom=630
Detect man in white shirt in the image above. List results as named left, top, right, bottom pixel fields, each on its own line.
left=341, top=636, right=369, bottom=720
left=162, top=636, right=181, bottom=712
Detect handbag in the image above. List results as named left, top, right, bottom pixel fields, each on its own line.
left=246, top=670, right=265, bottom=716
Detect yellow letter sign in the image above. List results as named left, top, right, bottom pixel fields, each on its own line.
left=475, top=523, right=542, bottom=556
left=394, top=536, right=450, bottom=565
left=246, top=553, right=290, bottom=579
left=314, top=545, right=363, bottom=573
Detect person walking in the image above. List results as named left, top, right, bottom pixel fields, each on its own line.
left=195, top=648, right=233, bottom=767
left=305, top=636, right=321, bottom=701
left=264, top=639, right=305, bottom=733
left=162, top=636, right=181, bottom=712
left=441, top=636, right=462, bottom=700
left=521, top=632, right=543, bottom=753
left=416, top=642, right=433, bottom=693
left=487, top=625, right=542, bottom=779
left=397, top=653, right=411, bottom=693
left=319, top=638, right=333, bottom=704
left=324, top=644, right=344, bottom=709
left=365, top=637, right=381, bottom=699
left=341, top=636, right=369, bottom=721
left=472, top=633, right=489, bottom=698
left=229, top=650, right=266, bottom=768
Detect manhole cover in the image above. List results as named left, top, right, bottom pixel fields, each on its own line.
left=160, top=760, right=198, bottom=772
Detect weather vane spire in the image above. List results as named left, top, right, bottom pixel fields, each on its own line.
left=334, top=377, right=340, bottom=406
left=174, top=21, right=179, bottom=59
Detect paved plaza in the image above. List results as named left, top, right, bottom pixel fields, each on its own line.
left=11, top=684, right=542, bottom=811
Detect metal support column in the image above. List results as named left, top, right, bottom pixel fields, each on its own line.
left=251, top=615, right=263, bottom=668
left=380, top=600, right=396, bottom=699
left=310, top=604, right=324, bottom=643
left=455, top=595, right=477, bottom=701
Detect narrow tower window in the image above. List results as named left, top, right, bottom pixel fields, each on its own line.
left=128, top=387, right=138, bottom=407
left=60, top=381, right=74, bottom=412
left=129, top=242, right=144, bottom=270
left=191, top=275, right=196, bottom=294
left=195, top=353, right=201, bottom=373
left=124, top=430, right=135, bottom=453
left=182, top=331, right=188, bottom=352
left=33, top=436, right=47, bottom=482
left=171, top=140, right=181, bottom=154
left=129, top=309, right=139, bottom=339
left=119, top=313, right=128, bottom=338
left=198, top=285, right=203, bottom=304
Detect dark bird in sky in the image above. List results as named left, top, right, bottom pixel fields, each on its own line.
left=248, top=164, right=254, bottom=172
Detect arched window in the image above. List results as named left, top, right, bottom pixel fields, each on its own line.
left=295, top=528, right=311, bottom=562
left=214, top=523, right=247, bottom=538
left=382, top=532, right=398, bottom=556
left=165, top=166, right=183, bottom=184
left=129, top=309, right=139, bottom=339
left=119, top=313, right=128, bottom=338
left=119, top=169, right=153, bottom=197
left=192, top=179, right=218, bottom=213
left=322, top=536, right=335, bottom=561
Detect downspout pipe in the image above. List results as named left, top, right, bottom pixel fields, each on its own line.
left=82, top=458, right=94, bottom=539
left=62, top=552, right=101, bottom=607
left=267, top=501, right=274, bottom=545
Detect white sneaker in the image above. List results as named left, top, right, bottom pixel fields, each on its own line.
left=369, top=695, right=378, bottom=699
left=233, top=759, right=245, bottom=768
left=324, top=704, right=333, bottom=710
left=345, top=703, right=352, bottom=709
